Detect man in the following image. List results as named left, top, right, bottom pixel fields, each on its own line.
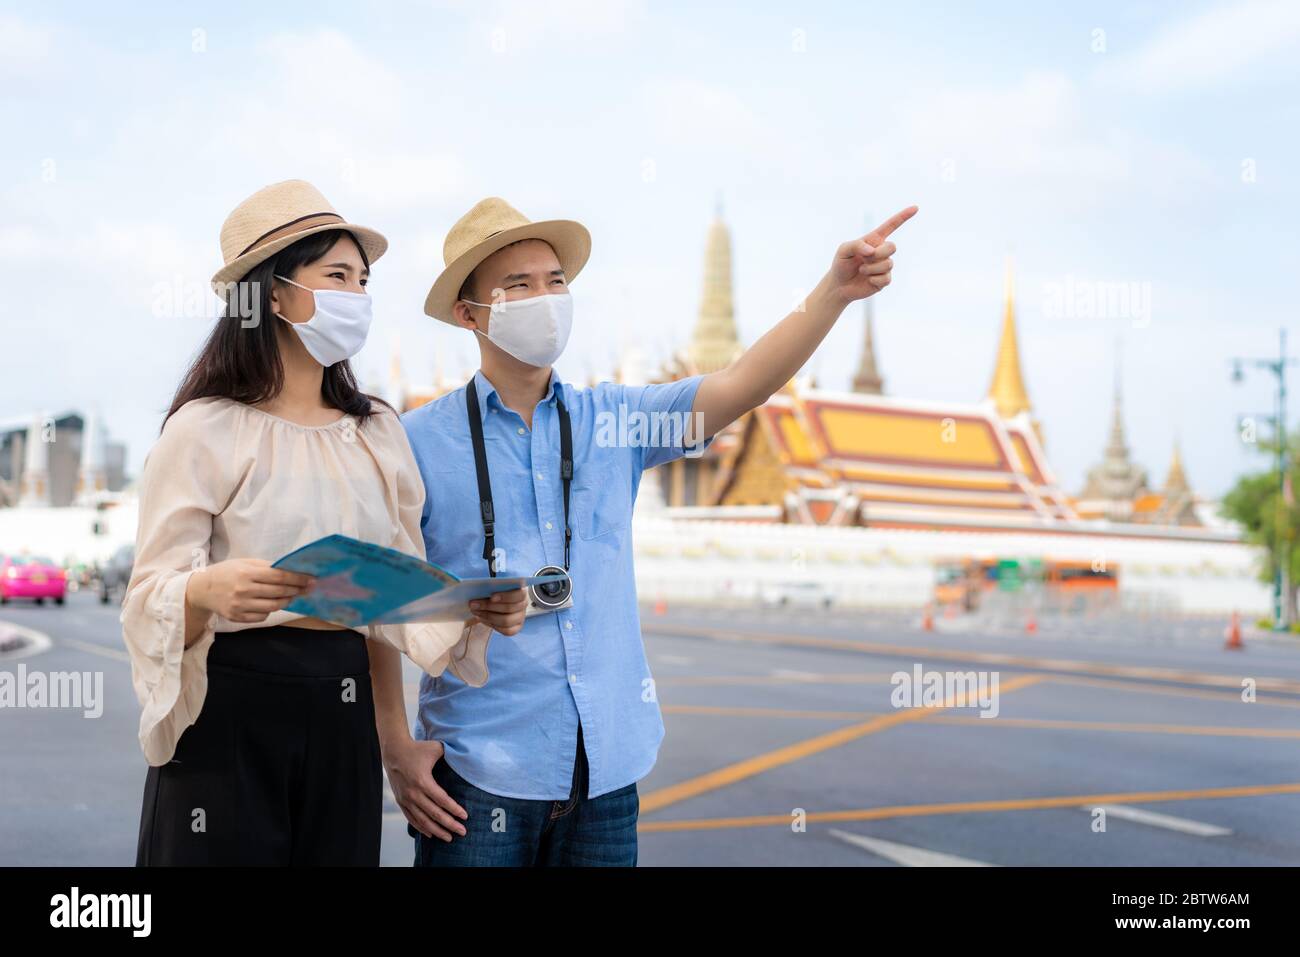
left=386, top=196, right=915, bottom=866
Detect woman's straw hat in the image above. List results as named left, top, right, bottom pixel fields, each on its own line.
left=424, top=197, right=591, bottom=325
left=211, top=179, right=388, bottom=291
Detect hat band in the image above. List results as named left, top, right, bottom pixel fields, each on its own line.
left=235, top=212, right=347, bottom=258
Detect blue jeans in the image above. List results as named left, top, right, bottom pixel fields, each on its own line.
left=412, top=726, right=639, bottom=867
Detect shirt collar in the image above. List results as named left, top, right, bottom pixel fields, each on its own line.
left=471, top=368, right=564, bottom=421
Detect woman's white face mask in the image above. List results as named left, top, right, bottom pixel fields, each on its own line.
left=273, top=273, right=373, bottom=367
left=464, top=291, right=573, bottom=368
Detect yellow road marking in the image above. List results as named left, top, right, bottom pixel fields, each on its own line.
left=638, top=781, right=1300, bottom=833
left=929, top=714, right=1300, bottom=739
left=660, top=673, right=896, bottom=687
left=1049, top=673, right=1300, bottom=709
left=640, top=674, right=1042, bottom=814
left=61, top=638, right=131, bottom=663
left=645, top=622, right=1300, bottom=694
left=664, top=704, right=881, bottom=720
left=662, top=704, right=1300, bottom=737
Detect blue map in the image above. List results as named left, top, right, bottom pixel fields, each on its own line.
left=272, top=534, right=563, bottom=628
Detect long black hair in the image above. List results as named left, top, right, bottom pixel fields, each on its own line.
left=165, top=229, right=389, bottom=428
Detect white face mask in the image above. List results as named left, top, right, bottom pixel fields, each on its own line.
left=273, top=274, right=373, bottom=367
left=464, top=291, right=573, bottom=368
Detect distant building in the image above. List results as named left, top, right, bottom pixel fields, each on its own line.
left=0, top=411, right=128, bottom=508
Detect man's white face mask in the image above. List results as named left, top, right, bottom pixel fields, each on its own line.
left=464, top=291, right=573, bottom=368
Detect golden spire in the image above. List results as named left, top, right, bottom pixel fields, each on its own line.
left=987, top=257, right=1032, bottom=419
left=852, top=287, right=884, bottom=394
left=687, top=200, right=741, bottom=374
left=1164, top=440, right=1190, bottom=495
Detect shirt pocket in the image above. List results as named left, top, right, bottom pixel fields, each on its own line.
left=572, top=460, right=631, bottom=541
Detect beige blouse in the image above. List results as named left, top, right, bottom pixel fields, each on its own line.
left=120, top=396, right=492, bottom=766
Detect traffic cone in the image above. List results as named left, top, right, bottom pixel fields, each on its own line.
left=653, top=596, right=668, bottom=616
left=1025, top=613, right=1038, bottom=635
left=1224, top=611, right=1243, bottom=651
left=922, top=603, right=934, bottom=631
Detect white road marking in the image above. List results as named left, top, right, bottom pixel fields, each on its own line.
left=656, top=654, right=694, bottom=665
left=0, top=620, right=53, bottom=659
left=828, top=829, right=997, bottom=866
left=1083, top=804, right=1232, bottom=836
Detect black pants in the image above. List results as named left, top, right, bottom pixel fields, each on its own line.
left=136, top=625, right=381, bottom=866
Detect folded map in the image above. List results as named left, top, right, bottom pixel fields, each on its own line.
left=272, top=534, right=563, bottom=628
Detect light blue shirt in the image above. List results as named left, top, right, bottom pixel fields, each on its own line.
left=401, top=369, right=710, bottom=800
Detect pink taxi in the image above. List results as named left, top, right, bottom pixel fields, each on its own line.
left=0, top=554, right=67, bottom=605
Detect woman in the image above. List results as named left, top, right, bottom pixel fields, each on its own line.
left=123, top=180, right=527, bottom=865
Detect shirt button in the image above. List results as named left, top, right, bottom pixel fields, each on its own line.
left=535, top=472, right=543, bottom=480
left=565, top=621, right=573, bottom=630
left=516, top=427, right=525, bottom=435
left=569, top=674, right=577, bottom=683
left=545, top=521, right=553, bottom=530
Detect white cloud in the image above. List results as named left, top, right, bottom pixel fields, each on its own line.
left=1099, top=0, right=1300, bottom=94
left=468, top=0, right=647, bottom=54
left=647, top=79, right=763, bottom=149
left=0, top=13, right=51, bottom=72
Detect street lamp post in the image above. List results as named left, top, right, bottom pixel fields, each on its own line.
left=1232, top=328, right=1296, bottom=631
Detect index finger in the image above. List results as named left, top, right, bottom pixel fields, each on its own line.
left=866, top=205, right=918, bottom=243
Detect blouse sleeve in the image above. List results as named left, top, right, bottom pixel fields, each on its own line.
left=119, top=401, right=224, bottom=766
left=365, top=409, right=494, bottom=686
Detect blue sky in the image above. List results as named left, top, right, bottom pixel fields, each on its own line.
left=1, top=0, right=1297, bottom=496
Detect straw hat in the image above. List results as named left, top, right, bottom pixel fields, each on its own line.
left=424, top=197, right=591, bottom=325
left=211, top=179, right=388, bottom=291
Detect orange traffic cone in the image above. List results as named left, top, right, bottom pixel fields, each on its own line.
left=1025, top=613, right=1038, bottom=635
left=653, top=597, right=668, bottom=616
left=1224, top=611, right=1243, bottom=651
left=922, top=604, right=934, bottom=631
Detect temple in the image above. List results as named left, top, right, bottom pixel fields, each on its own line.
left=392, top=207, right=1205, bottom=536
left=650, top=215, right=1204, bottom=534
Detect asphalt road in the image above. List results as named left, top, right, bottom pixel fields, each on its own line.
left=3, top=592, right=1299, bottom=866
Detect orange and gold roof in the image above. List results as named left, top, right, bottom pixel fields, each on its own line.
left=741, top=387, right=1078, bottom=525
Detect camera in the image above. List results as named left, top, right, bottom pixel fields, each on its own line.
left=525, top=565, right=574, bottom=617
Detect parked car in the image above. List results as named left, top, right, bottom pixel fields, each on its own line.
left=0, top=554, right=67, bottom=605
left=759, top=580, right=834, bottom=609
left=98, top=544, right=135, bottom=605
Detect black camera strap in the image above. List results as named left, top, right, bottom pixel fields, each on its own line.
left=465, top=377, right=573, bottom=578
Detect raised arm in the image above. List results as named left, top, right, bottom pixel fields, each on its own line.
left=691, top=206, right=918, bottom=438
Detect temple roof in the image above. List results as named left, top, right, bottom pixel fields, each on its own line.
left=726, top=386, right=1078, bottom=527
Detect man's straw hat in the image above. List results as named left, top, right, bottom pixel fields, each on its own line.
left=424, top=197, right=591, bottom=325
left=211, top=179, right=387, bottom=291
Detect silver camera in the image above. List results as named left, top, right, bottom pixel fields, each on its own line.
left=525, top=565, right=574, bottom=617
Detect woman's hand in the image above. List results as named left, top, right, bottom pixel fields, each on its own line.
left=186, top=558, right=314, bottom=623
left=383, top=736, right=468, bottom=842
left=469, top=588, right=529, bottom=636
